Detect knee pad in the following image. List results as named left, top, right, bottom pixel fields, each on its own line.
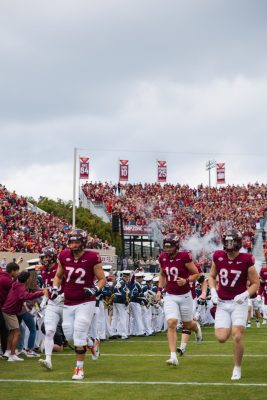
left=182, top=329, right=191, bottom=335
left=74, top=345, right=87, bottom=354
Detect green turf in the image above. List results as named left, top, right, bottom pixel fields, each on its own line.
left=0, top=325, right=266, bottom=400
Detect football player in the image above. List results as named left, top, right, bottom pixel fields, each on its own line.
left=156, top=234, right=202, bottom=366
left=38, top=247, right=64, bottom=370
left=52, top=229, right=106, bottom=380
left=208, top=229, right=259, bottom=380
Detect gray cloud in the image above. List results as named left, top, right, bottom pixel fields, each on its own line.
left=0, top=0, right=267, bottom=200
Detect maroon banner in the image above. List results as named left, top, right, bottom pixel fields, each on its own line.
left=119, top=160, right=129, bottom=181
left=157, top=160, right=167, bottom=182
left=80, top=157, right=89, bottom=180
left=216, top=163, right=225, bottom=184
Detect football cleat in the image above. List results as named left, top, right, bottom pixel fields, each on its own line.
left=176, top=347, right=185, bottom=356
left=231, top=366, right=241, bottom=380
left=90, top=339, right=100, bottom=361
left=166, top=357, right=178, bottom=366
left=195, top=321, right=203, bottom=343
left=39, top=359, right=52, bottom=370
left=72, top=367, right=84, bottom=380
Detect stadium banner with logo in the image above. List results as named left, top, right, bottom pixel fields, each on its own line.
left=216, top=163, right=225, bottom=184
left=119, top=160, right=129, bottom=181
left=157, top=160, right=167, bottom=182
left=123, top=225, right=153, bottom=236
left=79, top=157, right=89, bottom=179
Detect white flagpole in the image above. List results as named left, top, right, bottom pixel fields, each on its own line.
left=72, top=147, right=77, bottom=228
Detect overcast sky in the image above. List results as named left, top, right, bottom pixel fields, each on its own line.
left=0, top=0, right=267, bottom=202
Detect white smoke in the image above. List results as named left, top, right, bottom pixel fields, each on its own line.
left=180, top=223, right=223, bottom=260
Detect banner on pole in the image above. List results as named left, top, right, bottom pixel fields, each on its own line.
left=216, top=163, right=225, bottom=184
left=119, top=160, right=129, bottom=181
left=79, top=157, right=89, bottom=180
left=157, top=160, right=167, bottom=182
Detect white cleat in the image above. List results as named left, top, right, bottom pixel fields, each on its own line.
left=39, top=359, right=52, bottom=370
left=256, top=321, right=260, bottom=328
left=195, top=321, right=203, bottom=343
left=231, top=366, right=241, bottom=381
left=72, top=367, right=84, bottom=380
left=166, top=357, right=178, bottom=366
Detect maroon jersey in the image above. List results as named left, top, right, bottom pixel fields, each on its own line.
left=159, top=250, right=193, bottom=295
left=260, top=267, right=267, bottom=283
left=40, top=263, right=65, bottom=299
left=213, top=250, right=254, bottom=300
left=58, top=248, right=101, bottom=306
left=258, top=281, right=267, bottom=305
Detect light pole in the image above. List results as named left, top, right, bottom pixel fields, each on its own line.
left=206, top=160, right=216, bottom=187
left=72, top=147, right=77, bottom=228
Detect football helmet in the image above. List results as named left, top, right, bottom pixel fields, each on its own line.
left=68, top=228, right=88, bottom=249
left=163, top=233, right=180, bottom=248
left=40, top=247, right=57, bottom=268
left=222, top=229, right=242, bottom=251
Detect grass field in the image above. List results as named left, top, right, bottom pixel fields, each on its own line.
left=0, top=324, right=267, bottom=400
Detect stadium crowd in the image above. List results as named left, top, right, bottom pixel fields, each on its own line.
left=0, top=184, right=111, bottom=253
left=82, top=181, right=267, bottom=268
left=82, top=181, right=267, bottom=238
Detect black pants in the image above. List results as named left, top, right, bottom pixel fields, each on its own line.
left=0, top=310, right=8, bottom=353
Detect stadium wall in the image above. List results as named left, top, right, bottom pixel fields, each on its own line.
left=0, top=249, right=118, bottom=270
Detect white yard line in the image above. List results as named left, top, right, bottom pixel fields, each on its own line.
left=49, top=353, right=267, bottom=357
left=0, top=379, right=266, bottom=387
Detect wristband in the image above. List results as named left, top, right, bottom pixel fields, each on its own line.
left=157, top=287, right=163, bottom=292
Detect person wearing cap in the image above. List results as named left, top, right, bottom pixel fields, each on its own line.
left=151, top=276, right=165, bottom=333
left=98, top=271, right=114, bottom=340
left=2, top=270, right=47, bottom=362
left=129, top=272, right=145, bottom=336
left=141, top=276, right=155, bottom=336
left=110, top=270, right=131, bottom=339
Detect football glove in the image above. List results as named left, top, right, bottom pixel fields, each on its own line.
left=234, top=290, right=249, bottom=304
left=84, top=285, right=99, bottom=297
left=50, top=287, right=59, bottom=300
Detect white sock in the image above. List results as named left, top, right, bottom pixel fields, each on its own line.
left=171, top=352, right=177, bottom=359
left=45, top=355, right=52, bottom=363
left=44, top=336, right=54, bottom=358
left=76, top=360, right=84, bottom=368
left=180, top=342, right=187, bottom=351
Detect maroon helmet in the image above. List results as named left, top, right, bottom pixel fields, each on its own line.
left=68, top=228, right=88, bottom=249
left=163, top=233, right=180, bottom=249
left=222, top=229, right=242, bottom=251
left=40, top=247, right=57, bottom=268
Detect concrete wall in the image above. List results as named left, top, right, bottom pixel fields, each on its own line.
left=0, top=248, right=117, bottom=270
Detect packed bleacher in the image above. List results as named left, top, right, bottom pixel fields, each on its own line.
left=0, top=184, right=111, bottom=253
left=82, top=181, right=267, bottom=268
